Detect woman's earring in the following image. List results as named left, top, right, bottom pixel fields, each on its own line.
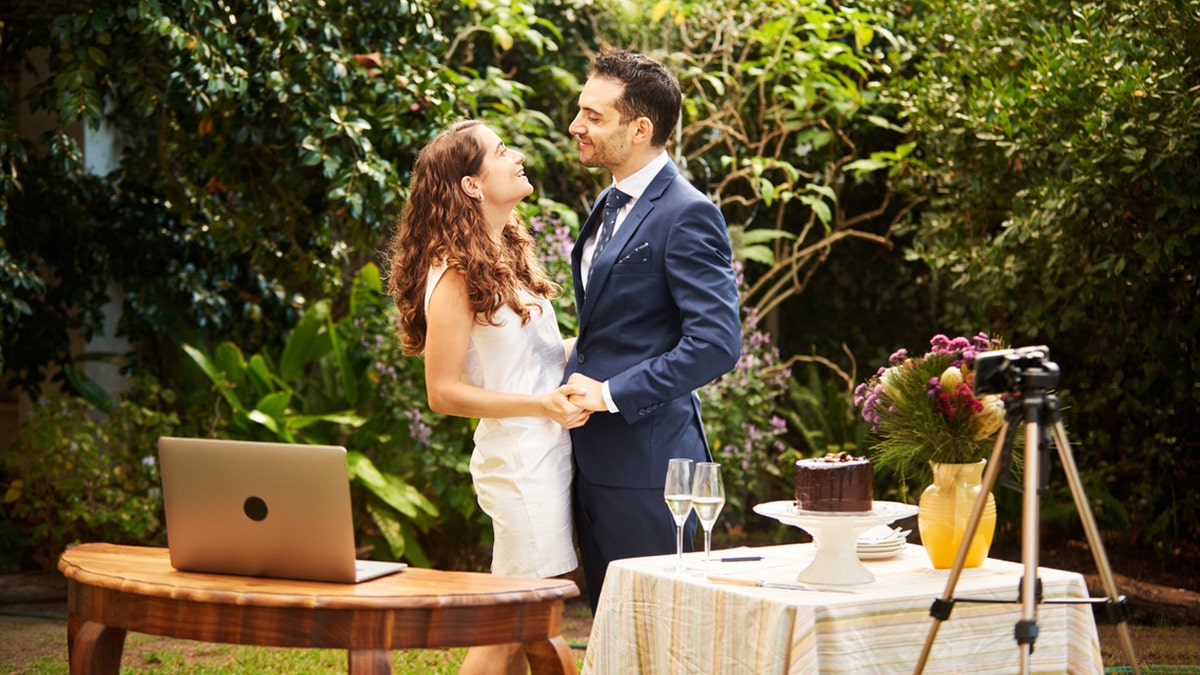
left=478, top=194, right=485, bottom=203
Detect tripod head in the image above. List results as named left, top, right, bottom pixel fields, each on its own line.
left=973, top=345, right=1059, bottom=395
left=976, top=346, right=1062, bottom=495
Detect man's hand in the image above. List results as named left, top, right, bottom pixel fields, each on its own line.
left=547, top=383, right=592, bottom=429
left=566, top=373, right=608, bottom=412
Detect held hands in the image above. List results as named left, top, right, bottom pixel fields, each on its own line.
left=544, top=374, right=606, bottom=429
left=565, top=373, right=608, bottom=412
left=548, top=383, right=592, bottom=429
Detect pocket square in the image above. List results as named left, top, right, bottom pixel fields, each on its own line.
left=618, top=242, right=651, bottom=264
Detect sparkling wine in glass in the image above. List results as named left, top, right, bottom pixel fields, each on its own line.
left=691, top=462, right=725, bottom=572
left=663, top=458, right=694, bottom=573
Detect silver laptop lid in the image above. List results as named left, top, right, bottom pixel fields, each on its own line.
left=158, top=437, right=367, bottom=583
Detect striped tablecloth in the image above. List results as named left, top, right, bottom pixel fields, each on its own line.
left=582, top=543, right=1103, bottom=674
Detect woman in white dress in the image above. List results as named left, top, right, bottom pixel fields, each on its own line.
left=385, top=120, right=588, bottom=675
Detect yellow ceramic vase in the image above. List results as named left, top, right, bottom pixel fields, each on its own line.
left=918, top=459, right=996, bottom=569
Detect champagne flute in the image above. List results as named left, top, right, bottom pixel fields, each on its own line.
left=663, top=458, right=694, bottom=573
left=691, top=462, right=725, bottom=573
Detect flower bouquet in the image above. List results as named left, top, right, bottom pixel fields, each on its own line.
left=854, top=332, right=1010, bottom=568
left=854, top=333, right=1009, bottom=481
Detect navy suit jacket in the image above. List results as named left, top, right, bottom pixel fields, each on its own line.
left=566, top=160, right=741, bottom=489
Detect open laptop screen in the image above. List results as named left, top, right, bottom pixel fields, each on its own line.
left=157, top=437, right=404, bottom=583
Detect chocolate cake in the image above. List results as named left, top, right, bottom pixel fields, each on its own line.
left=794, top=452, right=874, bottom=513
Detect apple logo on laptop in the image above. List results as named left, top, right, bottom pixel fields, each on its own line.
left=244, top=496, right=269, bottom=521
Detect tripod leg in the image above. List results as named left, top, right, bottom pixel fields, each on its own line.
left=1049, top=421, right=1141, bottom=674
left=913, top=421, right=1009, bottom=674
left=1017, top=420, right=1042, bottom=673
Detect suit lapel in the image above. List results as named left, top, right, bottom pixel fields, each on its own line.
left=577, top=163, right=680, bottom=327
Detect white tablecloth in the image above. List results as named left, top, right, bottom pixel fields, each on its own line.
left=582, top=543, right=1103, bottom=674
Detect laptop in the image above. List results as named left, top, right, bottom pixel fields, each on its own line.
left=157, top=436, right=407, bottom=583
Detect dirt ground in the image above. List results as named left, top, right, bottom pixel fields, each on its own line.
left=995, top=532, right=1200, bottom=601
left=988, top=533, right=1200, bottom=667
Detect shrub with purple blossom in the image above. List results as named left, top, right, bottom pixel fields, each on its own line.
left=527, top=213, right=576, bottom=289
left=359, top=296, right=488, bottom=568
left=699, top=263, right=793, bottom=526
left=523, top=203, right=581, bottom=334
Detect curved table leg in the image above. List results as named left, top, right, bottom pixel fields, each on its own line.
left=524, top=636, right=577, bottom=675
left=68, top=616, right=127, bottom=675
left=348, top=648, right=393, bottom=675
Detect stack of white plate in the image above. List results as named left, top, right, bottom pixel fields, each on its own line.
left=856, top=525, right=910, bottom=559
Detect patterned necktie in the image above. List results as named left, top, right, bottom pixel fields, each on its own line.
left=590, top=188, right=631, bottom=269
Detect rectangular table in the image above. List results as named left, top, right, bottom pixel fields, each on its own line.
left=582, top=543, right=1103, bottom=674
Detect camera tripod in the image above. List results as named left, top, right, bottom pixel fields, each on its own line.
left=913, top=350, right=1140, bottom=674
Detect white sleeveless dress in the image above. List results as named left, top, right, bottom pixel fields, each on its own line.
left=424, top=265, right=577, bottom=578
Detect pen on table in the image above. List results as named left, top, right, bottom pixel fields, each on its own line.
left=719, top=555, right=764, bottom=562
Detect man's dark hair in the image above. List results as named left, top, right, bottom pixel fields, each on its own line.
left=588, top=50, right=681, bottom=148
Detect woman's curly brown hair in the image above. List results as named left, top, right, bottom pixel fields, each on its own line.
left=385, top=120, right=559, bottom=356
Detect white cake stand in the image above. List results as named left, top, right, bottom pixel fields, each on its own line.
left=753, top=500, right=918, bottom=585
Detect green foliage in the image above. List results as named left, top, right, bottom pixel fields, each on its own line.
left=6, top=0, right=1194, bottom=568
left=698, top=282, right=793, bottom=530
left=0, top=0, right=580, bottom=395
left=0, top=86, right=47, bottom=377
left=590, top=0, right=932, bottom=533
left=0, top=132, right=118, bottom=395
left=892, top=0, right=1200, bottom=541
left=0, top=379, right=176, bottom=571
left=1, top=0, right=583, bottom=569
left=181, top=264, right=441, bottom=565
left=784, top=363, right=861, bottom=461
left=593, top=0, right=916, bottom=324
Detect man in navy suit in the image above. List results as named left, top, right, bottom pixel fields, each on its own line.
left=564, top=50, right=742, bottom=611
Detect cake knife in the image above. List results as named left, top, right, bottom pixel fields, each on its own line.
left=707, top=576, right=857, bottom=594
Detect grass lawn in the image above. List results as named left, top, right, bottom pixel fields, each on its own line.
left=4, top=589, right=1198, bottom=672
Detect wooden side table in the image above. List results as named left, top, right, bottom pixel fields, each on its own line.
left=58, top=543, right=579, bottom=674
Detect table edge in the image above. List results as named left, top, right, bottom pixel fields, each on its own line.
left=59, top=543, right=579, bottom=609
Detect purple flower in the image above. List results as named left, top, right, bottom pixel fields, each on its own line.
left=927, top=376, right=941, bottom=397
left=404, top=408, right=433, bottom=447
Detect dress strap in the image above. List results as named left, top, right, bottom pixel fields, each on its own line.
left=423, top=262, right=448, bottom=315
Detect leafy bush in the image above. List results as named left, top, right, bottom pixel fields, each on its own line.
left=0, top=0, right=577, bottom=395
left=181, top=264, right=445, bottom=566
left=1, top=379, right=176, bottom=571
left=891, top=0, right=1200, bottom=541
left=8, top=0, right=1192, bottom=568
left=698, top=264, right=793, bottom=529
left=588, top=0, right=914, bottom=337
left=353, top=273, right=490, bottom=571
